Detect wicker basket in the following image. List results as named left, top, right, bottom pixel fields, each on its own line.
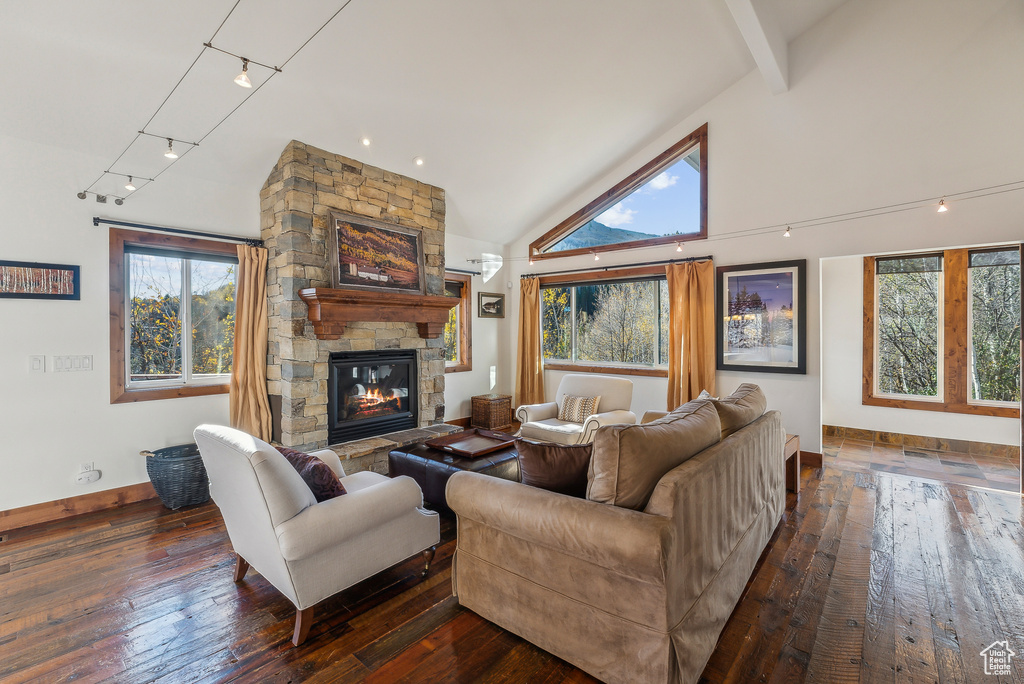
left=471, top=394, right=512, bottom=432
left=142, top=443, right=210, bottom=510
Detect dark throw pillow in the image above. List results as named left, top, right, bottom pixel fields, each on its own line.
left=276, top=447, right=347, bottom=502
left=515, top=439, right=593, bottom=498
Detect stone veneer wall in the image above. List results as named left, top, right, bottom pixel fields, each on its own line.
left=260, top=140, right=447, bottom=467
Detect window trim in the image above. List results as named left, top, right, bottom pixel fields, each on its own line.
left=539, top=264, right=669, bottom=378
left=109, top=228, right=238, bottom=404
left=528, top=124, right=708, bottom=261
left=862, top=249, right=1019, bottom=418
left=443, top=271, right=472, bottom=374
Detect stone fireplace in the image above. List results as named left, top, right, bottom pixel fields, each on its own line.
left=260, top=140, right=449, bottom=469
left=327, top=349, right=417, bottom=443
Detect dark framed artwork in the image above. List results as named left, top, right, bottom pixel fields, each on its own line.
left=327, top=211, right=425, bottom=294
left=0, top=260, right=80, bottom=300
left=478, top=292, right=505, bottom=318
left=716, top=259, right=806, bottom=374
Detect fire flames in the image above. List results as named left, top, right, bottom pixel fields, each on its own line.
left=363, top=388, right=387, bottom=404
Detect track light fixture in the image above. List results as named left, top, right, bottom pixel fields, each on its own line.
left=676, top=242, right=683, bottom=252
left=783, top=226, right=791, bottom=238
left=77, top=192, right=87, bottom=200
left=234, top=58, right=252, bottom=88
left=594, top=252, right=600, bottom=261
left=114, top=198, right=124, bottom=206
left=937, top=198, right=948, bottom=213
left=125, top=176, right=136, bottom=192
left=164, top=139, right=178, bottom=159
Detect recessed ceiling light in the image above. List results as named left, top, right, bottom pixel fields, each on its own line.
left=414, top=157, right=424, bottom=166
left=360, top=136, right=372, bottom=147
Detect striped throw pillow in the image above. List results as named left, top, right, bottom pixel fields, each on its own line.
left=558, top=395, right=601, bottom=423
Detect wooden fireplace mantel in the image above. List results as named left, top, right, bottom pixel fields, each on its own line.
left=298, top=287, right=459, bottom=340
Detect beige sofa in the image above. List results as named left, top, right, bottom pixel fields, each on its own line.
left=446, top=384, right=785, bottom=684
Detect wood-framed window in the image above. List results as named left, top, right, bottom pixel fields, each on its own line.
left=529, top=124, right=708, bottom=261
left=540, top=264, right=669, bottom=378
left=863, top=247, right=1020, bottom=418
left=110, top=228, right=238, bottom=404
left=443, top=272, right=472, bottom=373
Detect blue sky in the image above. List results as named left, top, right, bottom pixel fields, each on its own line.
left=595, top=151, right=701, bottom=236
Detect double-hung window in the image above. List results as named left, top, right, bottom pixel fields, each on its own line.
left=110, top=228, right=238, bottom=403
left=541, top=266, right=670, bottom=377
left=864, top=246, right=1020, bottom=417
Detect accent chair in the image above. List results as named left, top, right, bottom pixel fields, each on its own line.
left=516, top=373, right=636, bottom=444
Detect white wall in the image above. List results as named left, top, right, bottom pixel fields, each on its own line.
left=506, top=0, right=1024, bottom=453
left=441, top=234, right=512, bottom=420
left=0, top=133, right=257, bottom=511
left=821, top=254, right=1019, bottom=445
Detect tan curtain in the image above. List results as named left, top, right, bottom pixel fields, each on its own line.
left=230, top=244, right=273, bottom=440
left=515, top=276, right=545, bottom=406
left=666, top=260, right=716, bottom=410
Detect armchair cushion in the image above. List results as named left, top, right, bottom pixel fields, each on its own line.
left=519, top=418, right=585, bottom=445
left=515, top=439, right=592, bottom=497
left=277, top=447, right=347, bottom=502
left=587, top=399, right=721, bottom=510
left=557, top=395, right=600, bottom=423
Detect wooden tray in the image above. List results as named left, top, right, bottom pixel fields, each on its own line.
left=423, top=429, right=516, bottom=457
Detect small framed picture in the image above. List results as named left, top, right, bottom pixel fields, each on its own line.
left=478, top=292, right=505, bottom=318
left=716, top=259, right=806, bottom=374
left=0, top=260, right=80, bottom=300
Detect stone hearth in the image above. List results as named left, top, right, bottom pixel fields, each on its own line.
left=260, top=140, right=448, bottom=472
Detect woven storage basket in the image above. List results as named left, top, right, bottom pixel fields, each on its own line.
left=142, top=443, right=210, bottom=510
left=471, top=394, right=512, bottom=431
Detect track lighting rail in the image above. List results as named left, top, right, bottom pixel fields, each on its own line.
left=202, top=43, right=282, bottom=73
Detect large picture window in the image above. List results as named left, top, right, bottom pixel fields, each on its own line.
left=541, top=266, right=670, bottom=377
left=863, top=246, right=1020, bottom=417
left=529, top=124, right=707, bottom=261
left=110, top=228, right=238, bottom=403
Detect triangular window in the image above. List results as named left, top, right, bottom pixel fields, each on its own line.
left=531, top=124, right=707, bottom=260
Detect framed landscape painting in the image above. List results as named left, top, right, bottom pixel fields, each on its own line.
left=716, top=259, right=806, bottom=374
left=327, top=212, right=425, bottom=294
left=0, top=260, right=80, bottom=300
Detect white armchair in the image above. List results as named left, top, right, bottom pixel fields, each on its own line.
left=516, top=374, right=636, bottom=444
left=193, top=425, right=439, bottom=646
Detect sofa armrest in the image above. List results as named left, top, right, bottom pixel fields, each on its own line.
left=516, top=401, right=558, bottom=424
left=581, top=409, right=637, bottom=442
left=641, top=410, right=669, bottom=424
left=308, top=448, right=346, bottom=478
left=447, top=471, right=671, bottom=583
left=276, top=475, right=425, bottom=561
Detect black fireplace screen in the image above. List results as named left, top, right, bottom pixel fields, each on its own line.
left=328, top=350, right=417, bottom=443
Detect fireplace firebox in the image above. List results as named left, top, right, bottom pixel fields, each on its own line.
left=328, top=350, right=417, bottom=443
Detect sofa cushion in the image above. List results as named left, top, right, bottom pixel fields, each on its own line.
left=515, top=439, right=592, bottom=497
left=276, top=447, right=347, bottom=502
left=712, top=383, right=767, bottom=439
left=587, top=399, right=721, bottom=510
left=558, top=395, right=600, bottom=423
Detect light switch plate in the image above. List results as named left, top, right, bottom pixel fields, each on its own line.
left=29, top=355, right=45, bottom=373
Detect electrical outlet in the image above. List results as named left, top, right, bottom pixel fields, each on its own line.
left=80, top=462, right=94, bottom=473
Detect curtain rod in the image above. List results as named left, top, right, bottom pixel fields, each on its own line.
left=445, top=267, right=481, bottom=276
left=521, top=255, right=712, bottom=279
left=94, top=217, right=264, bottom=247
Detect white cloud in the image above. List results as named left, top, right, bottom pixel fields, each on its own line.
left=646, top=171, right=678, bottom=191
left=596, top=202, right=637, bottom=227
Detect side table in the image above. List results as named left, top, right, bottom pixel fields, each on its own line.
left=471, top=393, right=512, bottom=432
left=785, top=434, right=800, bottom=494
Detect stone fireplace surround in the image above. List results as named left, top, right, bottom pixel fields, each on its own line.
left=260, top=140, right=457, bottom=473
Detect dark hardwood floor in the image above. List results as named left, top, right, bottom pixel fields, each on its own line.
left=1, top=465, right=1021, bottom=683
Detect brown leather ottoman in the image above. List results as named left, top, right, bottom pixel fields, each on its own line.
left=388, top=442, right=520, bottom=513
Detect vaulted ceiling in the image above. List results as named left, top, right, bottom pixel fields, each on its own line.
left=0, top=0, right=846, bottom=242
